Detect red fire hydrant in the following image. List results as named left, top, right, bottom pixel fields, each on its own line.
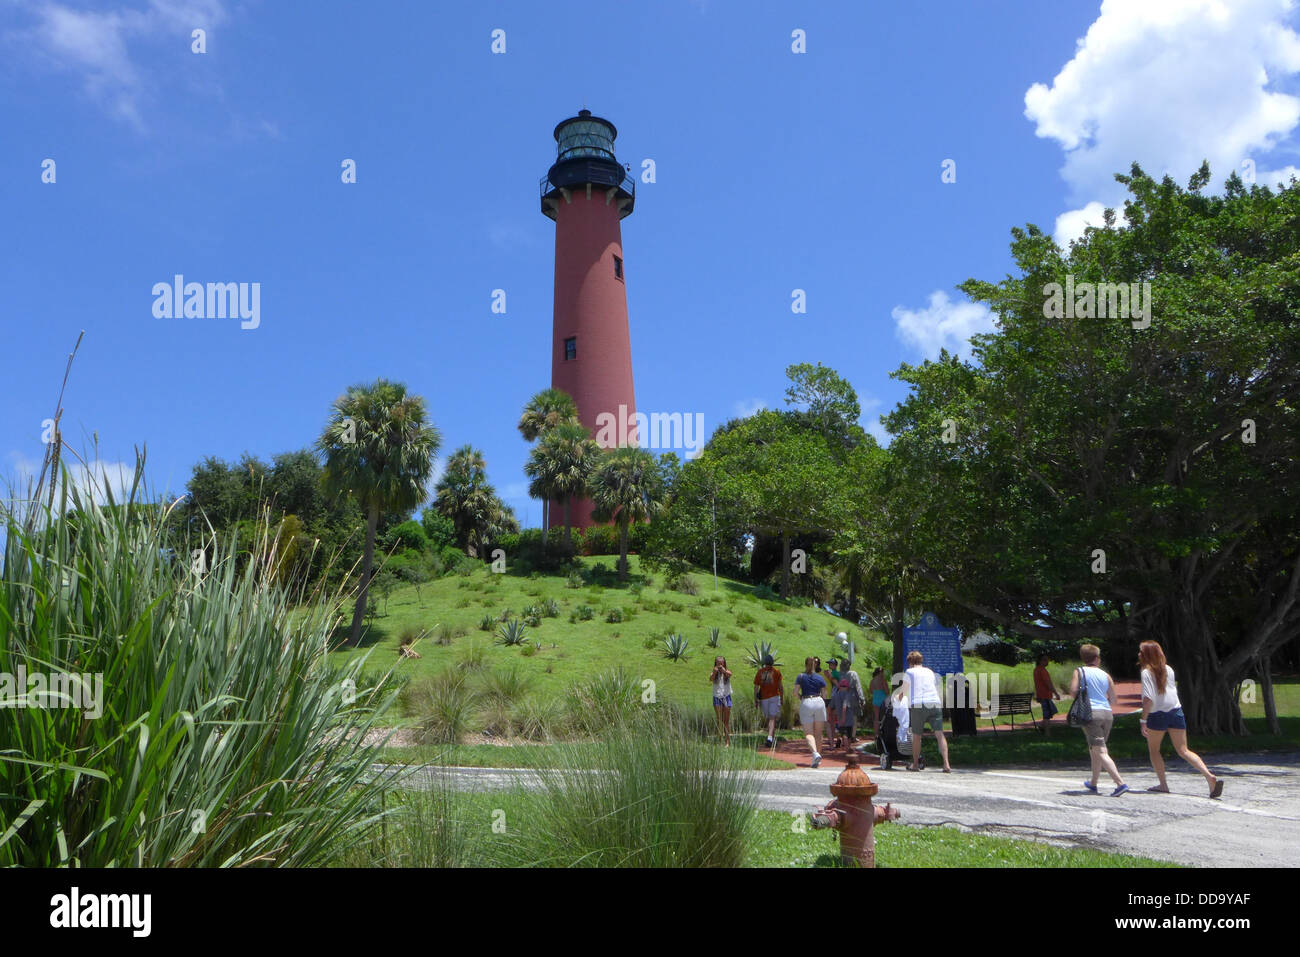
left=808, top=755, right=900, bottom=867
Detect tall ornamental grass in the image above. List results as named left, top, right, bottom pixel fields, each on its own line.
left=498, top=713, right=761, bottom=867
left=0, top=465, right=401, bottom=866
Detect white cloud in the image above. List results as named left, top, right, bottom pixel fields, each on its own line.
left=1052, top=201, right=1109, bottom=248
left=5, top=451, right=136, bottom=511
left=15, top=0, right=228, bottom=129
left=1025, top=0, right=1300, bottom=238
left=892, top=291, right=996, bottom=361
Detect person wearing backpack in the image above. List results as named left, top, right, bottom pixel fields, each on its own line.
left=1067, top=644, right=1130, bottom=797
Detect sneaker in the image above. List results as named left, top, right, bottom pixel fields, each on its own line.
left=811, top=753, right=822, bottom=768
left=1083, top=780, right=1098, bottom=793
left=1111, top=783, right=1130, bottom=797
left=765, top=737, right=774, bottom=748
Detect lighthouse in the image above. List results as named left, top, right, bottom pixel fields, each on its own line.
left=540, top=109, right=638, bottom=530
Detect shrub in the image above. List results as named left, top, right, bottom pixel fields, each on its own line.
left=566, top=572, right=583, bottom=589
left=736, top=610, right=757, bottom=628
left=408, top=671, right=475, bottom=745
left=382, top=519, right=429, bottom=554
left=420, top=508, right=457, bottom=550
left=501, top=716, right=759, bottom=868
left=478, top=613, right=495, bottom=632
left=543, top=598, right=560, bottom=618
left=666, top=571, right=698, bottom=595
left=480, top=666, right=535, bottom=708
left=573, top=605, right=594, bottom=622
left=495, top=619, right=529, bottom=646
left=579, top=524, right=619, bottom=556
left=440, top=544, right=470, bottom=572
left=662, top=633, right=690, bottom=661
left=744, top=641, right=781, bottom=668
left=566, top=668, right=643, bottom=733
left=605, top=607, right=624, bottom=624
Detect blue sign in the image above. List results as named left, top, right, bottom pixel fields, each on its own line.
left=902, top=612, right=964, bottom=677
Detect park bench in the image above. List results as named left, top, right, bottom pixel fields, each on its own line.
left=983, top=692, right=1038, bottom=733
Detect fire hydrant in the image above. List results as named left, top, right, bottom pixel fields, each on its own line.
left=808, top=755, right=900, bottom=867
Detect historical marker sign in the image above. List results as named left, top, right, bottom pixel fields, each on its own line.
left=903, top=612, right=964, bottom=677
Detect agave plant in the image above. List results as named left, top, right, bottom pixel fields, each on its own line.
left=495, top=618, right=529, bottom=646
left=661, top=633, right=690, bottom=662
left=707, top=626, right=721, bottom=648
left=744, top=640, right=781, bottom=668
left=542, top=598, right=561, bottom=618
left=478, top=612, right=496, bottom=632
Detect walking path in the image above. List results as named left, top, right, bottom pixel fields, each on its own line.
left=384, top=744, right=1300, bottom=868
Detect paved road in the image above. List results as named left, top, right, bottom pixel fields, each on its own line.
left=381, top=752, right=1300, bottom=868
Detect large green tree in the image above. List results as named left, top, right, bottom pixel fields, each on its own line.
left=317, top=379, right=441, bottom=646
left=882, top=163, right=1300, bottom=733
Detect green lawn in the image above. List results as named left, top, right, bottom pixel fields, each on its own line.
left=747, top=809, right=1176, bottom=868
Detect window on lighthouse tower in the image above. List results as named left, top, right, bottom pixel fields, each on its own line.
left=564, top=337, right=577, bottom=361
left=613, top=255, right=623, bottom=281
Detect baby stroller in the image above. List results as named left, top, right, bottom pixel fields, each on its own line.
left=875, top=698, right=924, bottom=771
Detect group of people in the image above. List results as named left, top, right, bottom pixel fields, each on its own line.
left=713, top=651, right=939, bottom=771
left=710, top=640, right=1224, bottom=798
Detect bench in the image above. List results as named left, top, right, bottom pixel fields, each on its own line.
left=983, top=692, right=1039, bottom=733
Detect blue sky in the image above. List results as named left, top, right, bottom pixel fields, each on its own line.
left=4, top=0, right=1300, bottom=525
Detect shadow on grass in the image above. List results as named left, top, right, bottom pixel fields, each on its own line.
left=328, top=619, right=395, bottom=651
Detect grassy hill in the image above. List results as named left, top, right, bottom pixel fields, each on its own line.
left=328, top=554, right=887, bottom=725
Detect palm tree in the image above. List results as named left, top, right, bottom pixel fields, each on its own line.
left=524, top=422, right=600, bottom=553
left=518, top=388, right=580, bottom=544
left=318, top=379, right=440, bottom=646
left=434, top=445, right=518, bottom=557
left=589, top=446, right=666, bottom=580
left=518, top=388, right=579, bottom=441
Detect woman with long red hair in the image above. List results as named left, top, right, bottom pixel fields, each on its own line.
left=1138, top=641, right=1222, bottom=798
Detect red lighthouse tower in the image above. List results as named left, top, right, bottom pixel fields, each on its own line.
left=540, top=109, right=638, bottom=530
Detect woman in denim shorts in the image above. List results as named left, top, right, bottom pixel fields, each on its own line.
left=1139, top=641, right=1222, bottom=798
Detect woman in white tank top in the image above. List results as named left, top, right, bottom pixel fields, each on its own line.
left=1139, top=641, right=1222, bottom=798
